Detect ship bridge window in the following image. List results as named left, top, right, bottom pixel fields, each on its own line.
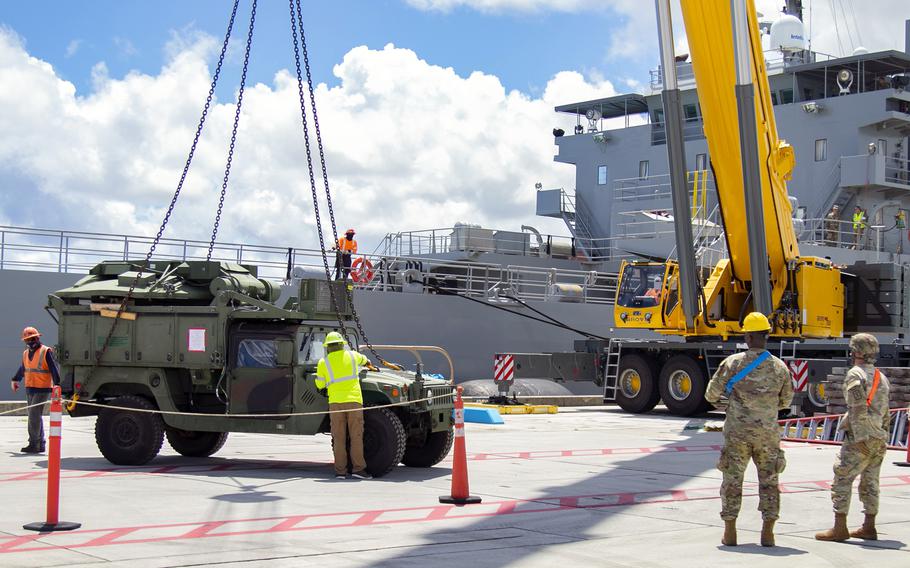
left=780, top=89, right=794, bottom=105
left=815, top=139, right=828, bottom=162
left=683, top=104, right=698, bottom=121
left=639, top=160, right=650, bottom=180
left=598, top=165, right=608, bottom=185
left=652, top=108, right=664, bottom=125
left=771, top=92, right=779, bottom=106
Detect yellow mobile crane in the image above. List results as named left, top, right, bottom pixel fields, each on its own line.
left=497, top=1, right=910, bottom=417
left=614, top=0, right=843, bottom=340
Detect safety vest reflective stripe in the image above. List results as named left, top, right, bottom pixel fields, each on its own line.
left=325, top=351, right=359, bottom=385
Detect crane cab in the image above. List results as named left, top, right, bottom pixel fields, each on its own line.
left=614, top=260, right=681, bottom=330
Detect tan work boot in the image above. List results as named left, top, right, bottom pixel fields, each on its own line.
left=722, top=519, right=737, bottom=546
left=815, top=513, right=849, bottom=542
left=760, top=519, right=775, bottom=547
left=850, top=514, right=877, bottom=540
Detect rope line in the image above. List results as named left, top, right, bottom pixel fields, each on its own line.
left=0, top=401, right=49, bottom=417
left=58, top=393, right=453, bottom=419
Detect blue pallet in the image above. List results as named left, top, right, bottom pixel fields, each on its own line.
left=463, top=407, right=504, bottom=425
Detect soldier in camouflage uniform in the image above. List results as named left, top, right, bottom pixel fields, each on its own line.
left=816, top=333, right=891, bottom=542
left=705, top=312, right=794, bottom=547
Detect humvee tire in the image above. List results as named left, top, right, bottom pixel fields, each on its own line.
left=95, top=395, right=165, bottom=465
left=402, top=427, right=454, bottom=467
left=363, top=407, right=406, bottom=477
left=166, top=428, right=229, bottom=458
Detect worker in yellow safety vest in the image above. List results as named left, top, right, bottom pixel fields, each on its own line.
left=10, top=326, right=61, bottom=454
left=315, top=332, right=372, bottom=479
left=334, top=228, right=358, bottom=280
left=852, top=206, right=867, bottom=250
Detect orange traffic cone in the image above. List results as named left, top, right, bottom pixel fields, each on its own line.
left=439, top=386, right=481, bottom=505
left=24, top=386, right=81, bottom=532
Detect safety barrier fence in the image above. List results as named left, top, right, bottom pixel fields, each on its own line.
left=779, top=407, right=909, bottom=451
left=0, top=225, right=618, bottom=305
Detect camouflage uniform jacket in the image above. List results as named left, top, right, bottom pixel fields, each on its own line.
left=705, top=348, right=794, bottom=431
left=840, top=364, right=891, bottom=442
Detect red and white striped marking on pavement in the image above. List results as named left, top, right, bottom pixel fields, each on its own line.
left=788, top=359, right=808, bottom=392
left=0, top=444, right=730, bottom=484
left=493, top=354, right=515, bottom=383
left=2, top=474, right=909, bottom=554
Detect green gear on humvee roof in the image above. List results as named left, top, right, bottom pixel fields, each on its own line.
left=49, top=260, right=454, bottom=477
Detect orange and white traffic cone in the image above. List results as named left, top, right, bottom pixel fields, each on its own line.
left=439, top=386, right=481, bottom=505
left=24, top=386, right=81, bottom=532
left=896, top=410, right=910, bottom=468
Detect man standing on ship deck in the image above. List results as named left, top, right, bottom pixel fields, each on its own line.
left=334, top=228, right=357, bottom=280
left=10, top=326, right=60, bottom=454
left=705, top=312, right=794, bottom=548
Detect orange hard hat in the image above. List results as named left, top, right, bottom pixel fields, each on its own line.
left=345, top=228, right=355, bottom=235
left=21, top=326, right=41, bottom=341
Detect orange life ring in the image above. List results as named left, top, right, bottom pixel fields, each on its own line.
left=350, top=257, right=375, bottom=283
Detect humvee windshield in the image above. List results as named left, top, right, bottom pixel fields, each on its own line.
left=298, top=327, right=360, bottom=363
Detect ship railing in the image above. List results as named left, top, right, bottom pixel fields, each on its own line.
left=0, top=225, right=621, bottom=305
left=613, top=171, right=715, bottom=202
left=796, top=218, right=897, bottom=252
left=503, top=265, right=617, bottom=305
left=885, top=155, right=910, bottom=187
left=374, top=225, right=623, bottom=263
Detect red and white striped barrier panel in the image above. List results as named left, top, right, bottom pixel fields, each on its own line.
left=23, top=386, right=81, bottom=532
left=788, top=359, right=808, bottom=392
left=493, top=354, right=514, bottom=383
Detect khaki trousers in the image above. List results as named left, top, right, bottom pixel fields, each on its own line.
left=329, top=402, right=366, bottom=475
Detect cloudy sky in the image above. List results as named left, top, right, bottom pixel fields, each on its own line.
left=1, top=0, right=908, bottom=252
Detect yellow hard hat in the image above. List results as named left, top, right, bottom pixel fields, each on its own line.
left=323, top=332, right=346, bottom=347
left=742, top=312, right=771, bottom=333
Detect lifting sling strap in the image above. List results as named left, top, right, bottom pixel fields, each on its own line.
left=725, top=350, right=771, bottom=395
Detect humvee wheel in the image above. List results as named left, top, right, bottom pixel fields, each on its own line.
left=363, top=407, right=406, bottom=477
left=166, top=428, right=229, bottom=458
left=95, top=395, right=165, bottom=465
left=402, top=427, right=454, bottom=467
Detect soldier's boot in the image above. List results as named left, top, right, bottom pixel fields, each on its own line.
left=849, top=514, right=877, bottom=540
left=721, top=519, right=737, bottom=546
left=815, top=513, right=849, bottom=542
left=760, top=519, right=775, bottom=547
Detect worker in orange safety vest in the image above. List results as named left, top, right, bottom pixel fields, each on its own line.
left=10, top=326, right=60, bottom=454
left=334, top=228, right=358, bottom=280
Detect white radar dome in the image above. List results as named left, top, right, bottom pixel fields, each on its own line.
left=853, top=46, right=870, bottom=55
left=769, top=14, right=807, bottom=52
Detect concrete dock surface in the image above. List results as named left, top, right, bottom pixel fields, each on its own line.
left=0, top=407, right=907, bottom=567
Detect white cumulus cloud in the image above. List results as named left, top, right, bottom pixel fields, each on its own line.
left=0, top=29, right=617, bottom=254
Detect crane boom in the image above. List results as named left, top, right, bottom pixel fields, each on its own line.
left=613, top=0, right=844, bottom=340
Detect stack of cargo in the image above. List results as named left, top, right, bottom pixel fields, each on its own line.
left=825, top=367, right=910, bottom=414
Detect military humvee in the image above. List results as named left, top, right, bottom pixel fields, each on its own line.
left=48, top=261, right=454, bottom=477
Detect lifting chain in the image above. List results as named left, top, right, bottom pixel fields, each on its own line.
left=89, top=0, right=247, bottom=380
left=207, top=0, right=258, bottom=260
left=289, top=0, right=394, bottom=368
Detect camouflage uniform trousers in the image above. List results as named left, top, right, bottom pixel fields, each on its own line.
left=831, top=436, right=887, bottom=515
left=717, top=428, right=786, bottom=521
